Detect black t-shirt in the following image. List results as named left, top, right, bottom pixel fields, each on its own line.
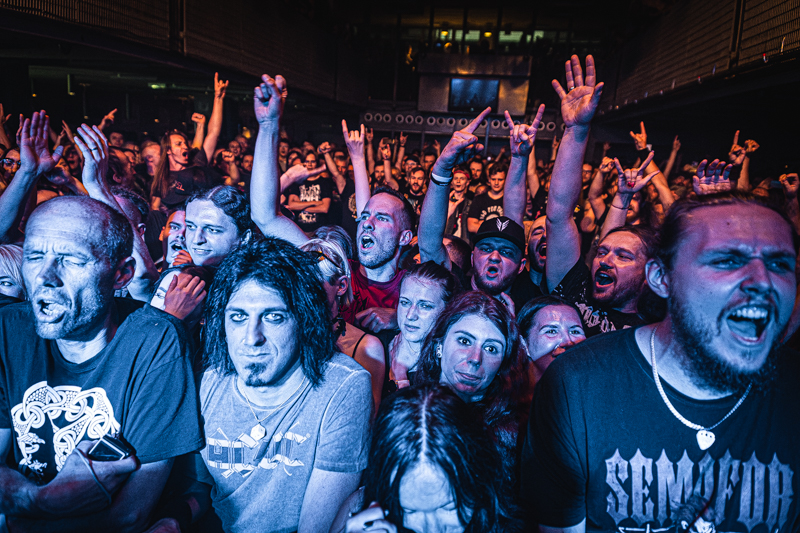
left=155, top=150, right=223, bottom=210
left=404, top=190, right=425, bottom=223
left=508, top=269, right=545, bottom=312
left=286, top=175, right=334, bottom=232
left=551, top=259, right=644, bottom=337
left=467, top=192, right=504, bottom=243
left=0, top=300, right=203, bottom=482
left=340, top=179, right=359, bottom=242
left=522, top=327, right=800, bottom=532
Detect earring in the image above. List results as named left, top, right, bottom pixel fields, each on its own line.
left=436, top=345, right=442, bottom=358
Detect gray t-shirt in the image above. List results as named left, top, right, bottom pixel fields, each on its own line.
left=197, top=353, right=373, bottom=533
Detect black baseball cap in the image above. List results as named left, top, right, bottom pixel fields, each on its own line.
left=474, top=216, right=526, bottom=254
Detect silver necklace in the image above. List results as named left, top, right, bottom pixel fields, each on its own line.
left=649, top=325, right=751, bottom=451
left=238, top=376, right=306, bottom=441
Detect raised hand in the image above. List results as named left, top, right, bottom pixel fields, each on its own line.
left=379, top=143, right=392, bottom=161
left=399, top=131, right=408, bottom=147
left=73, top=124, right=110, bottom=189
left=672, top=135, right=681, bottom=152
left=318, top=141, right=332, bottom=155
left=0, top=104, right=9, bottom=128
left=629, top=122, right=647, bottom=150
left=780, top=173, right=799, bottom=200
left=432, top=139, right=441, bottom=154
left=505, top=104, right=545, bottom=157
left=17, top=110, right=64, bottom=178
left=728, top=130, right=746, bottom=165
left=551, top=55, right=604, bottom=129
left=214, top=72, right=229, bottom=99
left=433, top=106, right=491, bottom=172
left=745, top=139, right=760, bottom=153
left=693, top=159, right=733, bottom=195
left=598, top=156, right=614, bottom=174
left=365, top=127, right=374, bottom=144
left=341, top=120, right=365, bottom=159
left=254, top=74, right=287, bottom=125
left=221, top=150, right=235, bottom=164
left=191, top=113, right=206, bottom=125
left=613, top=151, right=658, bottom=195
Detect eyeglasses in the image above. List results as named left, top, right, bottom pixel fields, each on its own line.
left=1, top=159, right=21, bottom=168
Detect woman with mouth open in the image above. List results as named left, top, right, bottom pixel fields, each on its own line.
left=413, top=291, right=532, bottom=484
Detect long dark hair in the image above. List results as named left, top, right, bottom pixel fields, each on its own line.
left=414, top=291, right=529, bottom=426
left=151, top=132, right=185, bottom=200
left=363, top=384, right=523, bottom=533
left=187, top=185, right=253, bottom=238
left=203, top=236, right=335, bottom=386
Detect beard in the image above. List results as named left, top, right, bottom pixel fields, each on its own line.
left=592, top=268, right=642, bottom=310
left=243, top=362, right=272, bottom=387
left=472, top=268, right=517, bottom=297
left=669, top=295, right=780, bottom=394
left=358, top=235, right=399, bottom=269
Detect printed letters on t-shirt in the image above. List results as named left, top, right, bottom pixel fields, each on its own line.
left=604, top=447, right=794, bottom=533
left=298, top=183, right=322, bottom=224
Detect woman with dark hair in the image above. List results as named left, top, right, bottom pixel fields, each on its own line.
left=385, top=261, right=457, bottom=396
left=414, top=291, right=532, bottom=480
left=517, top=295, right=586, bottom=384
left=184, top=185, right=253, bottom=267
left=333, top=384, right=523, bottom=533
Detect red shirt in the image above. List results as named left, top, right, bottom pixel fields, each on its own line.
left=341, top=260, right=405, bottom=324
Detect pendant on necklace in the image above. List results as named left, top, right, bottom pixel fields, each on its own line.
left=696, top=430, right=715, bottom=450
left=251, top=423, right=267, bottom=441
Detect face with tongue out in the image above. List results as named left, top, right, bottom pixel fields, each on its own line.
left=654, top=204, right=796, bottom=391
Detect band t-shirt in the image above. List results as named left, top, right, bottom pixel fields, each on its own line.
left=550, top=259, right=644, bottom=337
left=286, top=176, right=334, bottom=232
left=154, top=150, right=223, bottom=210
left=196, top=353, right=372, bottom=533
left=0, top=300, right=203, bottom=482
left=467, top=192, right=504, bottom=244
left=522, top=328, right=800, bottom=533
left=340, top=260, right=405, bottom=326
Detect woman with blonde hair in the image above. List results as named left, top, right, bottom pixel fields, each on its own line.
left=0, top=244, right=25, bottom=300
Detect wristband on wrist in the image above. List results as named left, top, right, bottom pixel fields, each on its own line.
left=430, top=172, right=453, bottom=186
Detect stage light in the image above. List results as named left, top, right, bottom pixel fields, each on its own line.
left=483, top=32, right=492, bottom=38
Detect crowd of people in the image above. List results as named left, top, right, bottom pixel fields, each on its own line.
left=0, top=54, right=797, bottom=533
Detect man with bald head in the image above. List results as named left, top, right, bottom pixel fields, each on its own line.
left=0, top=196, right=201, bottom=531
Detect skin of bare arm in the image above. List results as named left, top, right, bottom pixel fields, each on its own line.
left=418, top=107, right=491, bottom=268
left=249, top=74, right=309, bottom=247
left=202, top=73, right=228, bottom=162
left=503, top=106, right=545, bottom=225
left=598, top=153, right=657, bottom=241
left=342, top=121, right=371, bottom=217
left=545, top=55, right=604, bottom=292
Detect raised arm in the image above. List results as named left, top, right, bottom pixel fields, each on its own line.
left=662, top=135, right=680, bottom=179
left=692, top=159, right=733, bottom=197
left=419, top=107, right=491, bottom=268
left=394, top=132, right=407, bottom=170
left=97, top=108, right=117, bottom=133
left=545, top=55, right=604, bottom=291
left=739, top=138, right=759, bottom=192
left=250, top=74, right=309, bottom=246
left=503, top=106, right=545, bottom=225
left=320, top=141, right=347, bottom=194
left=191, top=113, right=206, bottom=150
left=74, top=124, right=159, bottom=300
left=629, top=121, right=673, bottom=213
left=365, top=128, right=375, bottom=175
left=587, top=157, right=612, bottom=221
left=598, top=153, right=657, bottom=241
left=0, top=111, right=64, bottom=243
left=342, top=121, right=371, bottom=217
left=202, top=73, right=228, bottom=162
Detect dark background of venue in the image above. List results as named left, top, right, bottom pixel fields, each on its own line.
left=0, top=0, right=797, bottom=177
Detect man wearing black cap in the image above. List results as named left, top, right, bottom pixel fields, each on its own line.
left=418, top=105, right=546, bottom=313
